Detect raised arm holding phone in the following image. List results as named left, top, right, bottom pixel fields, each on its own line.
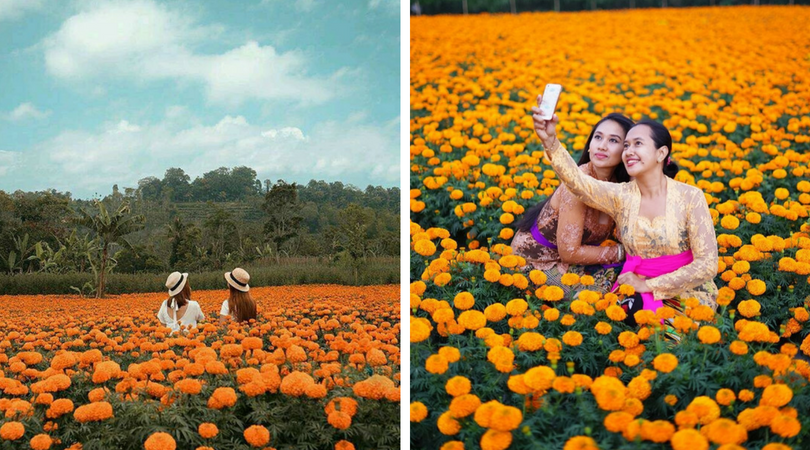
left=531, top=90, right=719, bottom=325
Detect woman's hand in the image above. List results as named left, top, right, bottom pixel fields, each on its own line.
left=615, top=272, right=652, bottom=293
left=531, top=94, right=560, bottom=151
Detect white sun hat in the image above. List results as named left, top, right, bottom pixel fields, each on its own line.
left=225, top=267, right=250, bottom=292
left=165, top=271, right=189, bottom=298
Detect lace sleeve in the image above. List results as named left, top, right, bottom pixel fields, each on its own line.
left=555, top=186, right=620, bottom=265
left=544, top=140, right=624, bottom=217
left=646, top=188, right=719, bottom=299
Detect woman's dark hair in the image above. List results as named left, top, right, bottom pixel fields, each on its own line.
left=516, top=113, right=634, bottom=232
left=630, top=119, right=679, bottom=179
left=170, top=281, right=191, bottom=309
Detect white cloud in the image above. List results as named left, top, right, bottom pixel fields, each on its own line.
left=7, top=102, right=51, bottom=121
left=42, top=0, right=342, bottom=106
left=1, top=114, right=398, bottom=196
left=0, top=151, right=18, bottom=177
left=0, top=0, right=44, bottom=21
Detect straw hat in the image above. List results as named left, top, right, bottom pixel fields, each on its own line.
left=165, top=272, right=188, bottom=297
left=225, top=268, right=250, bottom=292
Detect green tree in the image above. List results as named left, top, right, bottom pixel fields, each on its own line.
left=262, top=180, right=303, bottom=262
left=167, top=217, right=202, bottom=270
left=162, top=168, right=192, bottom=202
left=76, top=199, right=145, bottom=297
left=332, top=203, right=373, bottom=284
left=203, top=204, right=239, bottom=269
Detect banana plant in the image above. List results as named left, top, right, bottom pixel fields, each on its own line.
left=75, top=199, right=144, bottom=298
left=0, top=234, right=35, bottom=274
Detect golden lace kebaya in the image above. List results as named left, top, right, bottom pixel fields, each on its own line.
left=545, top=140, right=719, bottom=308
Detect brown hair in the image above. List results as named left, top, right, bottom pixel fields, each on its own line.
left=170, top=281, right=191, bottom=309
left=228, top=286, right=256, bottom=322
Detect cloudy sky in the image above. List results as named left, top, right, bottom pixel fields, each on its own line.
left=0, top=0, right=400, bottom=198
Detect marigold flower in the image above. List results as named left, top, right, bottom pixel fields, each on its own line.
left=685, top=396, right=720, bottom=425
left=198, top=423, right=218, bottom=439
left=0, top=422, right=24, bottom=441
left=591, top=376, right=626, bottom=411
left=437, top=411, right=461, bottom=435
left=670, top=428, right=708, bottom=450
left=697, top=326, right=721, bottom=344
left=445, top=376, right=471, bottom=397
left=410, top=402, right=428, bottom=422
left=703, top=418, right=747, bottom=445
left=562, top=331, right=583, bottom=347
left=543, top=286, right=565, bottom=301
left=243, top=425, right=270, bottom=447
left=761, top=384, right=793, bottom=408
left=552, top=376, right=575, bottom=394
left=144, top=432, right=176, bottom=450
left=480, top=429, right=512, bottom=450
left=73, top=401, right=113, bottom=423
left=562, top=436, right=598, bottom=450
left=328, top=411, right=352, bottom=430
left=335, top=440, right=356, bottom=450
left=449, top=394, right=481, bottom=418
left=453, top=292, right=475, bottom=310
left=30, top=434, right=52, bottom=450
left=603, top=411, right=634, bottom=432
left=653, top=353, right=678, bottom=373
left=606, top=305, right=627, bottom=322
left=716, top=388, right=736, bottom=406
left=207, top=387, right=238, bottom=409
left=640, top=420, right=675, bottom=443
left=770, top=414, right=801, bottom=438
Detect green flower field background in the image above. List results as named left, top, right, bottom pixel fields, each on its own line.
left=410, top=6, right=810, bottom=450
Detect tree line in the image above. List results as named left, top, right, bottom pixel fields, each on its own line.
left=0, top=167, right=399, bottom=296
left=412, top=0, right=803, bottom=15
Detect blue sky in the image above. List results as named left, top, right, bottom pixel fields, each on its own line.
left=0, top=0, right=400, bottom=198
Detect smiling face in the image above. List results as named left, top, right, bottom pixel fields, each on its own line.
left=588, top=120, right=626, bottom=171
left=622, top=125, right=668, bottom=177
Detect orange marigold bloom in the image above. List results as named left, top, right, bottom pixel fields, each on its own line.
left=703, top=418, right=747, bottom=445
left=243, top=425, right=270, bottom=448
left=729, top=340, right=748, bottom=355
left=207, top=387, right=238, bottom=409
left=606, top=305, right=627, bottom=322
left=640, top=420, right=675, bottom=443
left=437, top=411, right=461, bottom=435
left=761, top=384, right=793, bottom=408
left=328, top=411, right=352, bottom=430
left=73, top=401, right=113, bottom=423
left=594, top=322, right=612, bottom=335
left=562, top=436, right=598, bottom=450
left=480, top=429, right=512, bottom=450
left=664, top=395, right=677, bottom=406
left=617, top=331, right=639, bottom=349
left=30, top=434, right=53, bottom=450
left=697, top=326, right=721, bottom=344
left=716, top=388, right=736, bottom=406
left=335, top=440, right=356, bottom=450
left=686, top=396, right=720, bottom=425
left=627, top=376, right=651, bottom=401
left=0, top=422, right=24, bottom=440
left=144, top=432, right=176, bottom=450
left=738, top=389, right=755, bottom=402
left=449, top=394, right=481, bottom=418
left=524, top=365, right=556, bottom=391
left=562, top=331, right=583, bottom=347
left=552, top=376, right=575, bottom=394
left=46, top=398, right=74, bottom=419
left=591, top=376, right=626, bottom=411
left=445, top=376, right=471, bottom=397
left=670, top=429, right=708, bottom=450
left=410, top=402, right=428, bottom=422
left=603, top=411, right=634, bottom=432
left=770, top=415, right=801, bottom=438
left=198, top=423, right=219, bottom=439
left=653, top=353, right=678, bottom=373
left=352, top=375, right=396, bottom=400
left=175, top=378, right=202, bottom=395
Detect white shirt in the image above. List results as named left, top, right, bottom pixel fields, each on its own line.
left=219, top=299, right=230, bottom=316
left=158, top=300, right=205, bottom=333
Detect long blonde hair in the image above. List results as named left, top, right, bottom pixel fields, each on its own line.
left=228, top=286, right=256, bottom=322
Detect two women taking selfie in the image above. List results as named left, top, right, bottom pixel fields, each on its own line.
left=520, top=92, right=718, bottom=326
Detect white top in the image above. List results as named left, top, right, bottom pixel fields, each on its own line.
left=219, top=299, right=230, bottom=316
left=158, top=300, right=205, bottom=333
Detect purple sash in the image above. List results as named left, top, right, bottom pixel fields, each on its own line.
left=530, top=223, right=557, bottom=249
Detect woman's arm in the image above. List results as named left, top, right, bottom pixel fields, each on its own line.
left=157, top=301, right=169, bottom=325
left=533, top=109, right=624, bottom=217
left=645, top=188, right=719, bottom=299
left=555, top=186, right=621, bottom=265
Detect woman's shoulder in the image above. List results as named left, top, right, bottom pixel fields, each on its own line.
left=671, top=178, right=704, bottom=198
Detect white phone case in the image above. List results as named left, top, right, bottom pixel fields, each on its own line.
left=538, top=84, right=562, bottom=120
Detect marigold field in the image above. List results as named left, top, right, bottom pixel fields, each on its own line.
left=0, top=285, right=400, bottom=450
left=410, top=6, right=810, bottom=450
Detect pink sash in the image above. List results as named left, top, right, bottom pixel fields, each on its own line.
left=612, top=250, right=693, bottom=312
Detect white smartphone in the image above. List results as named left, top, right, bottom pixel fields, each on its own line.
left=538, top=84, right=562, bottom=120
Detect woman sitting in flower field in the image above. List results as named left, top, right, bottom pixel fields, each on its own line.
left=511, top=112, right=634, bottom=295
left=157, top=271, right=205, bottom=334
left=533, top=95, right=718, bottom=325
left=219, top=267, right=258, bottom=324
